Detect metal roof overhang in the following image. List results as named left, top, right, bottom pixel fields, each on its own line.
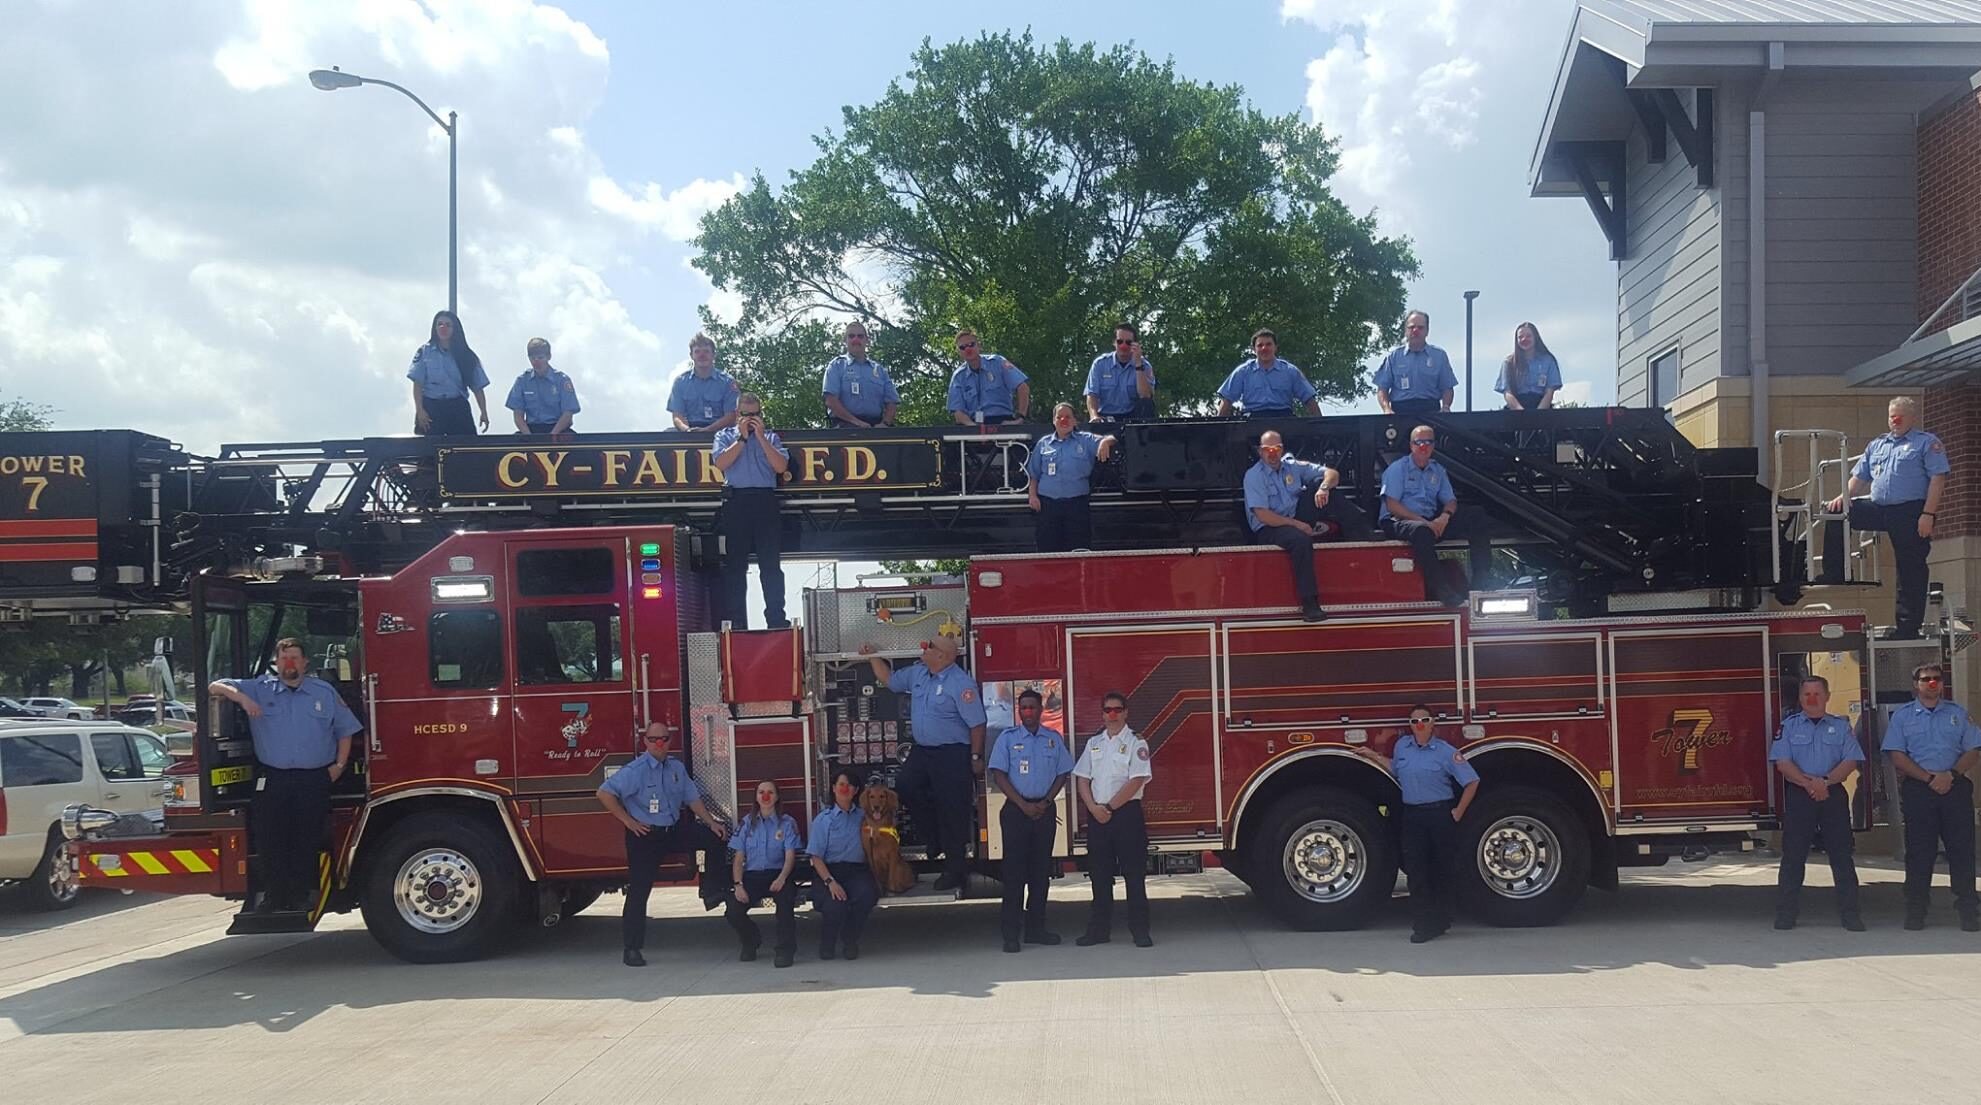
left=1843, top=318, right=1981, bottom=390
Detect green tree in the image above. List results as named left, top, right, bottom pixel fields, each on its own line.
left=1, top=398, right=54, bottom=432
left=693, top=32, right=1416, bottom=425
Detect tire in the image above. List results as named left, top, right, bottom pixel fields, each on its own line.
left=359, top=812, right=520, bottom=963
left=1457, top=786, right=1590, bottom=927
left=1245, top=787, right=1395, bottom=931
left=25, top=830, right=81, bottom=911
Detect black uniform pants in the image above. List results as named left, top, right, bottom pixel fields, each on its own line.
left=897, top=743, right=974, bottom=881
left=1037, top=494, right=1092, bottom=553
left=251, top=766, right=331, bottom=911
left=1776, top=785, right=1860, bottom=920
left=1253, top=491, right=1375, bottom=606
left=419, top=396, right=477, bottom=436
left=620, top=822, right=728, bottom=951
left=1821, top=499, right=1930, bottom=636
left=524, top=421, right=561, bottom=435
left=813, top=862, right=879, bottom=953
left=1900, top=775, right=1978, bottom=919
left=725, top=869, right=798, bottom=956
left=1391, top=398, right=1440, bottom=417
left=1083, top=799, right=1149, bottom=939
left=1000, top=801, right=1057, bottom=940
left=1382, top=516, right=1465, bottom=604
left=718, top=487, right=786, bottom=628
left=1510, top=393, right=1547, bottom=411
left=1399, top=801, right=1460, bottom=936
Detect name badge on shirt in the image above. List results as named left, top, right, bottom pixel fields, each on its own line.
left=647, top=797, right=660, bottom=815
left=702, top=403, right=714, bottom=418
left=1047, top=462, right=1057, bottom=476
left=1399, top=376, right=1411, bottom=391
left=850, top=381, right=861, bottom=395
left=1019, top=761, right=1031, bottom=774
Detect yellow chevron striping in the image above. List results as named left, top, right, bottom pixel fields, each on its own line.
left=91, top=855, right=129, bottom=877
left=171, top=849, right=215, bottom=873
left=128, top=851, right=171, bottom=876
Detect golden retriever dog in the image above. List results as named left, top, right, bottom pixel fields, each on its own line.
left=860, top=783, right=918, bottom=894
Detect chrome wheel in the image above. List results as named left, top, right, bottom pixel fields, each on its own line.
left=1477, top=814, right=1562, bottom=900
left=46, top=842, right=79, bottom=904
left=392, top=848, right=484, bottom=934
left=1281, top=819, right=1368, bottom=904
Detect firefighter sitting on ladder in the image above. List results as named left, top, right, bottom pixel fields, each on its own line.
left=1243, top=429, right=1372, bottom=622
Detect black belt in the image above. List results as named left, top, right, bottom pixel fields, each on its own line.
left=264, top=764, right=334, bottom=773
left=1403, top=799, right=1454, bottom=809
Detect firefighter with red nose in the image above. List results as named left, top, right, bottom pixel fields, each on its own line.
left=863, top=635, right=986, bottom=894
left=208, top=638, right=362, bottom=915
left=596, top=721, right=731, bottom=967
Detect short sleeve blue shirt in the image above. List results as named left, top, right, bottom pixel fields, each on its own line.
left=1026, top=431, right=1105, bottom=499
left=599, top=752, right=699, bottom=827
left=711, top=426, right=788, bottom=489
left=988, top=724, right=1074, bottom=800
left=1373, top=345, right=1458, bottom=402
left=821, top=355, right=900, bottom=422
left=1493, top=353, right=1562, bottom=397
left=219, top=674, right=362, bottom=770
left=1084, top=352, right=1155, bottom=417
left=886, top=661, right=986, bottom=747
left=729, top=811, right=801, bottom=871
left=407, top=344, right=489, bottom=400
left=1770, top=712, right=1864, bottom=777
left=1882, top=699, right=1981, bottom=772
left=1379, top=455, right=1456, bottom=522
left=1243, top=457, right=1330, bottom=532
left=504, top=368, right=581, bottom=423
left=947, top=355, right=1028, bottom=420
left=1217, top=359, right=1317, bottom=414
left=667, top=368, right=740, bottom=426
left=1392, top=735, right=1479, bottom=805
left=1852, top=429, right=1949, bottom=504
left=807, top=805, right=865, bottom=863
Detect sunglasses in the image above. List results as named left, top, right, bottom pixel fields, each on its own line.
left=1103, top=706, right=1126, bottom=715
left=1410, top=717, right=1433, bottom=725
left=957, top=342, right=978, bottom=350
left=1115, top=338, right=1134, bottom=345
left=1918, top=676, right=1942, bottom=685
left=644, top=732, right=673, bottom=743
left=1411, top=439, right=1435, bottom=447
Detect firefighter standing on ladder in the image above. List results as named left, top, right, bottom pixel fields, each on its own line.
left=863, top=637, right=985, bottom=893
left=208, top=638, right=361, bottom=915
left=597, top=721, right=731, bottom=967
left=712, top=392, right=791, bottom=630
left=1824, top=395, right=1947, bottom=640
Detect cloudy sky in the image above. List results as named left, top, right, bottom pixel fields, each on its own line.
left=1, top=0, right=1614, bottom=454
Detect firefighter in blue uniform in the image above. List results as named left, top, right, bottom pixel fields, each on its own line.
left=1883, top=661, right=1981, bottom=931
left=1770, top=675, right=1865, bottom=931
left=711, top=392, right=791, bottom=629
left=820, top=321, right=900, bottom=428
left=808, top=770, right=879, bottom=959
left=1824, top=396, right=1949, bottom=639
left=1026, top=403, right=1117, bottom=553
left=667, top=332, right=740, bottom=433
left=1084, top=323, right=1156, bottom=421
left=726, top=779, right=802, bottom=967
left=863, top=635, right=986, bottom=893
left=946, top=329, right=1030, bottom=426
left=1243, top=429, right=1372, bottom=622
left=208, top=637, right=362, bottom=914
left=1373, top=310, right=1457, bottom=416
left=987, top=688, right=1074, bottom=952
left=506, top=338, right=580, bottom=435
left=597, top=721, right=731, bottom=967
left=1215, top=329, right=1320, bottom=417
left=1380, top=425, right=1468, bottom=609
left=1383, top=707, right=1478, bottom=943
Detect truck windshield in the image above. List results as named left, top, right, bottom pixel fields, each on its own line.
left=203, top=584, right=362, bottom=684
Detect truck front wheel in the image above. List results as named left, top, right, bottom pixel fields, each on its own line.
left=360, top=812, right=520, bottom=963
left=1246, top=788, right=1394, bottom=931
left=1456, top=786, right=1590, bottom=927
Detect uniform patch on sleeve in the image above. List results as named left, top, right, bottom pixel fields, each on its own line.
left=1136, top=746, right=1150, bottom=761
left=1452, top=751, right=1467, bottom=765
left=961, top=689, right=976, bottom=703
left=1933, top=441, right=1945, bottom=452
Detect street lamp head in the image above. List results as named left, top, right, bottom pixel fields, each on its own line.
left=308, top=68, right=363, bottom=91
left=1463, top=290, right=1481, bottom=301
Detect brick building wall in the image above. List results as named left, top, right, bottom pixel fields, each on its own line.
left=1918, top=88, right=1981, bottom=538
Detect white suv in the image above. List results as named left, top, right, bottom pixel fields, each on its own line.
left=1, top=722, right=170, bottom=909
left=20, top=697, right=93, bottom=720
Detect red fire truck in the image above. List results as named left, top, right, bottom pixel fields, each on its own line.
left=0, top=415, right=1935, bottom=960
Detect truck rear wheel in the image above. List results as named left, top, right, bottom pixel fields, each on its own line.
left=360, top=812, right=519, bottom=963
left=1457, top=787, right=1589, bottom=927
left=1246, top=788, right=1394, bottom=931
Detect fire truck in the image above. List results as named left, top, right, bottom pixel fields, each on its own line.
left=0, top=413, right=1949, bottom=961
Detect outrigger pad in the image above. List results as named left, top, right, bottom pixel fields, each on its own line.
left=226, top=908, right=317, bottom=936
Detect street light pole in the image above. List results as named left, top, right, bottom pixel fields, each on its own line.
left=1462, top=290, right=1481, bottom=412
left=309, top=67, right=458, bottom=315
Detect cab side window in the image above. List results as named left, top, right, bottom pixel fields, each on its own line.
left=0, top=733, right=84, bottom=786
left=91, top=732, right=143, bottom=781
left=515, top=604, right=623, bottom=685
left=430, top=609, right=504, bottom=688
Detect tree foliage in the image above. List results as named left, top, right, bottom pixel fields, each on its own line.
left=694, top=31, right=1417, bottom=425
left=1, top=398, right=55, bottom=432
left=0, top=615, right=186, bottom=699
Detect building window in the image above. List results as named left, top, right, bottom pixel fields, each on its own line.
left=1648, top=345, right=1680, bottom=410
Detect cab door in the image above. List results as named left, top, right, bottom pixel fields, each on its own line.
left=507, top=537, right=639, bottom=873
left=192, top=574, right=257, bottom=812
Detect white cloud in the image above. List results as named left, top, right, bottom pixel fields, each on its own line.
left=1284, top=0, right=1620, bottom=409
left=0, top=0, right=734, bottom=449
left=1557, top=379, right=1592, bottom=406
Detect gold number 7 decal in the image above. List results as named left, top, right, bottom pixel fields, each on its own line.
left=21, top=476, right=49, bottom=512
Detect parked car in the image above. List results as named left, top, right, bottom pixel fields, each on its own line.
left=19, top=697, right=93, bottom=720
left=114, top=702, right=193, bottom=729
left=0, top=697, right=40, bottom=719
left=0, top=722, right=170, bottom=909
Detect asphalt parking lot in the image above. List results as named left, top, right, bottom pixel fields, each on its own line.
left=3, top=857, right=1980, bottom=1105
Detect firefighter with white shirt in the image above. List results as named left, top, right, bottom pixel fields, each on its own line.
left=1073, top=689, right=1153, bottom=947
